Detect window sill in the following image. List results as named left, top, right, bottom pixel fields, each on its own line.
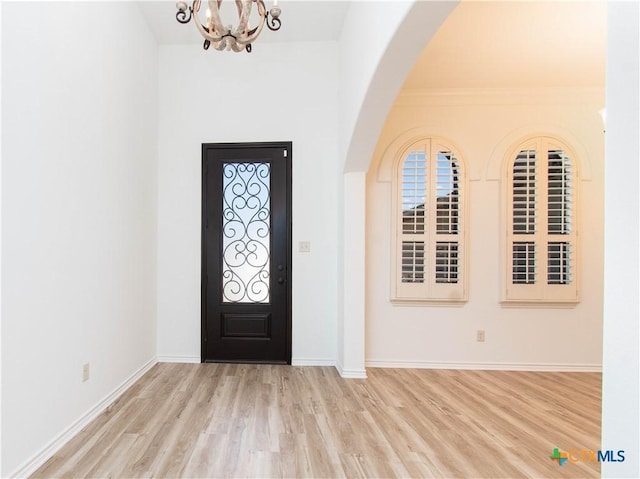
left=500, top=300, right=579, bottom=309
left=391, top=298, right=468, bottom=307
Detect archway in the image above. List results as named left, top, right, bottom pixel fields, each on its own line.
left=337, top=1, right=458, bottom=377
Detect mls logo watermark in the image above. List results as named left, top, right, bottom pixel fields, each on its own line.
left=550, top=447, right=625, bottom=466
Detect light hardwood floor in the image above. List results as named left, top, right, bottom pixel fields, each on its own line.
left=32, top=364, right=601, bottom=478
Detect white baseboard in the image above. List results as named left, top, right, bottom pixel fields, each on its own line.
left=291, top=358, right=336, bottom=367
left=365, top=359, right=602, bottom=372
left=335, top=360, right=368, bottom=379
left=159, top=357, right=338, bottom=367
left=10, top=357, right=158, bottom=479
left=157, top=355, right=201, bottom=363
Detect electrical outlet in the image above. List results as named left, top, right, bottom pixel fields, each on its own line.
left=298, top=241, right=311, bottom=253
left=83, top=363, right=90, bottom=382
left=476, top=330, right=485, bottom=342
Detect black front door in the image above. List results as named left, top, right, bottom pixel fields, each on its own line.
left=202, top=142, right=291, bottom=363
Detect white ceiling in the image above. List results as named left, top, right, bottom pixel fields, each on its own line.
left=138, top=1, right=606, bottom=90
left=402, top=1, right=606, bottom=90
left=137, top=1, right=350, bottom=45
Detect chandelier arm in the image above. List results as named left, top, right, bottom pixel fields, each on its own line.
left=193, top=19, right=226, bottom=43
left=266, top=13, right=281, bottom=31
left=176, top=6, right=193, bottom=24
left=234, top=0, right=243, bottom=17
left=234, top=0, right=266, bottom=45
left=233, top=0, right=252, bottom=38
left=234, top=21, right=265, bottom=45
left=192, top=0, right=226, bottom=42
left=208, top=0, right=227, bottom=36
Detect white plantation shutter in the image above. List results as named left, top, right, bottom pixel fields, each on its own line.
left=432, top=148, right=462, bottom=297
left=394, top=139, right=466, bottom=303
left=400, top=150, right=426, bottom=286
left=547, top=149, right=573, bottom=287
left=401, top=151, right=426, bottom=236
left=505, top=137, right=578, bottom=303
left=401, top=241, right=425, bottom=283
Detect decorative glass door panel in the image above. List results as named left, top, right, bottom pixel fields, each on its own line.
left=222, top=163, right=271, bottom=303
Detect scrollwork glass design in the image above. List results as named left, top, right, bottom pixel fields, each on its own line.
left=222, top=163, right=271, bottom=303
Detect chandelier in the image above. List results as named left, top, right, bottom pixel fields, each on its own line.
left=176, top=0, right=282, bottom=53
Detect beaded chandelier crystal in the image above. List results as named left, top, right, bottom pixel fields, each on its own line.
left=176, top=0, right=282, bottom=53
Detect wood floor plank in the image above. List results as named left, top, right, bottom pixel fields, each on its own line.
left=31, top=364, right=602, bottom=478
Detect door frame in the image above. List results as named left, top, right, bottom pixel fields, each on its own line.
left=200, top=141, right=293, bottom=363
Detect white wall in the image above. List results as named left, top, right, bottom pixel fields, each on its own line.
left=366, top=88, right=604, bottom=369
left=338, top=0, right=412, bottom=165
left=0, top=3, right=4, bottom=474
left=338, top=172, right=366, bottom=377
left=602, top=2, right=639, bottom=476
left=1, top=3, right=158, bottom=475
left=336, top=0, right=457, bottom=376
left=156, top=42, right=339, bottom=364
left=338, top=1, right=457, bottom=172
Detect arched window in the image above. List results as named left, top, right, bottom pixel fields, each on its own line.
left=392, top=138, right=467, bottom=303
left=505, top=136, right=579, bottom=303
